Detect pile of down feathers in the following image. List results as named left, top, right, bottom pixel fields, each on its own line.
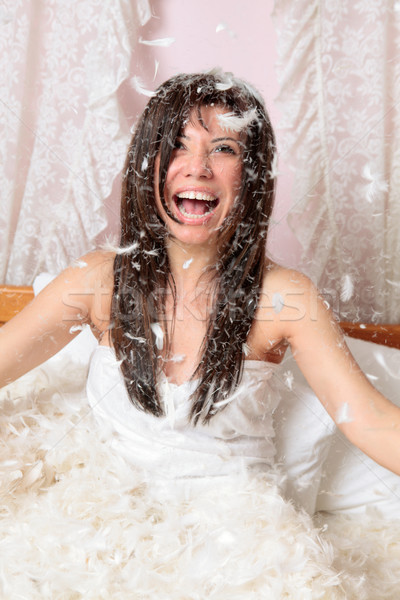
left=1, top=348, right=400, bottom=600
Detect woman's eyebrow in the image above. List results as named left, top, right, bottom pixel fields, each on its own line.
left=211, top=136, right=240, bottom=144
left=177, top=134, right=239, bottom=142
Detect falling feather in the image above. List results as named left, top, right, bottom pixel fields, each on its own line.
left=283, top=371, right=294, bottom=390
left=335, top=402, right=353, bottom=424
left=69, top=325, right=85, bottom=334
left=215, top=22, right=237, bottom=38
left=386, top=279, right=400, bottom=288
left=168, top=354, right=185, bottom=363
left=340, top=274, right=354, bottom=302
left=72, top=260, right=88, bottom=269
left=268, top=152, right=280, bottom=179
left=272, top=292, right=284, bottom=314
left=139, top=36, right=175, bottom=47
left=362, top=164, right=388, bottom=203
left=217, top=108, right=258, bottom=133
left=182, top=258, right=193, bottom=269
left=242, top=343, right=251, bottom=357
left=102, top=240, right=139, bottom=254
left=141, top=156, right=148, bottom=172
left=151, top=323, right=164, bottom=350
left=130, top=76, right=155, bottom=97
left=153, top=59, right=160, bottom=80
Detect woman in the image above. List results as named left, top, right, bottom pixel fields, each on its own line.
left=1, top=71, right=400, bottom=595
left=2, top=71, right=399, bottom=473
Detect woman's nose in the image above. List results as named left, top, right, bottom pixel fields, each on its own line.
left=183, top=152, right=212, bottom=178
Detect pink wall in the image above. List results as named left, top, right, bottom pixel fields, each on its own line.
left=106, top=0, right=300, bottom=266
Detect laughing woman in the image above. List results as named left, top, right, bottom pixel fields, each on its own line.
left=1, top=71, right=400, bottom=597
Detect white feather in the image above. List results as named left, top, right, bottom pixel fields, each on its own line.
left=102, top=240, right=139, bottom=255
left=386, top=279, right=400, bottom=288
left=217, top=108, right=258, bottom=133
left=268, top=152, right=280, bottom=179
left=130, top=75, right=155, bottom=97
left=215, top=22, right=236, bottom=38
left=335, top=402, right=353, bottom=424
left=340, top=274, right=354, bottom=302
left=151, top=322, right=164, bottom=350
left=69, top=325, right=85, bottom=334
left=242, top=343, right=251, bottom=357
left=283, top=370, right=294, bottom=390
left=272, top=292, right=284, bottom=314
left=168, top=354, right=185, bottom=363
left=139, top=36, right=175, bottom=47
left=72, top=260, right=88, bottom=269
left=362, top=164, right=388, bottom=203
left=141, top=156, right=148, bottom=172
left=182, top=258, right=193, bottom=269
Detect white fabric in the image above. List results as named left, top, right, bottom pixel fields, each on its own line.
left=0, top=0, right=150, bottom=284
left=274, top=337, right=400, bottom=518
left=273, top=1, right=400, bottom=322
left=87, top=346, right=281, bottom=481
left=316, top=336, right=400, bottom=516
left=2, top=335, right=400, bottom=596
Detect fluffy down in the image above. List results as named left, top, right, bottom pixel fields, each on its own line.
left=1, top=357, right=400, bottom=599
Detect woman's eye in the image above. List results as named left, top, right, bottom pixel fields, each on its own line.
left=213, top=144, right=236, bottom=155
left=173, top=140, right=185, bottom=150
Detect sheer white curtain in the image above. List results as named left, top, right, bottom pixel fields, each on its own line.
left=0, top=0, right=150, bottom=284
left=273, top=1, right=400, bottom=323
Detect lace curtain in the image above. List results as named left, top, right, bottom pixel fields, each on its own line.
left=273, top=1, right=400, bottom=323
left=0, top=0, right=151, bottom=284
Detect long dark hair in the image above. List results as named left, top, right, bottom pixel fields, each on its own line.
left=111, top=71, right=276, bottom=424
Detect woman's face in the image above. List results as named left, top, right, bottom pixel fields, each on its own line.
left=154, top=104, right=243, bottom=247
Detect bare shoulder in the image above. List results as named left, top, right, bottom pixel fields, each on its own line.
left=0, top=251, right=115, bottom=386
left=259, top=264, right=320, bottom=325
left=261, top=263, right=314, bottom=294
left=32, top=250, right=115, bottom=334
left=61, top=251, right=115, bottom=332
left=250, top=263, right=335, bottom=350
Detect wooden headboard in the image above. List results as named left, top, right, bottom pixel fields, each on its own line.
left=0, top=285, right=35, bottom=325
left=1, top=284, right=400, bottom=349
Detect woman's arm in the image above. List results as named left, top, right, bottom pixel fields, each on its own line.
left=258, top=268, right=400, bottom=476
left=0, top=252, right=113, bottom=388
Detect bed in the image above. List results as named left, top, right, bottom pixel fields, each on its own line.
left=1, top=282, right=400, bottom=598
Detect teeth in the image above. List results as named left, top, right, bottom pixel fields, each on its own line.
left=176, top=191, right=217, bottom=201
left=179, top=205, right=214, bottom=218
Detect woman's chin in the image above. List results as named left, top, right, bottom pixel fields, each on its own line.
left=168, top=222, right=219, bottom=249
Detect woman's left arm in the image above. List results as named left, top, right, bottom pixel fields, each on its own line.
left=261, top=269, right=400, bottom=476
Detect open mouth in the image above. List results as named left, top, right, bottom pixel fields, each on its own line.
left=174, top=191, right=219, bottom=220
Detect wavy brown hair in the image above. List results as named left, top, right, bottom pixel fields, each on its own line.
left=111, top=71, right=276, bottom=424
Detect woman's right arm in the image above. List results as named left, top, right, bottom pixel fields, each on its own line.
left=0, top=251, right=113, bottom=388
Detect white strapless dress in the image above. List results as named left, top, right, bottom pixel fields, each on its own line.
left=86, top=345, right=281, bottom=482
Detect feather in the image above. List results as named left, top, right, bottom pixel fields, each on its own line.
left=268, top=152, right=280, bottom=179
left=72, top=260, right=88, bottom=269
left=217, top=108, right=258, bottom=133
left=138, top=36, right=175, bottom=47
left=362, top=164, right=388, bottom=203
left=340, top=274, right=354, bottom=302
left=283, top=370, right=294, bottom=390
left=272, top=292, right=284, bottom=314
left=335, top=402, right=353, bottom=424
left=215, top=22, right=237, bottom=38
left=101, top=240, right=139, bottom=254
left=130, top=76, right=155, bottom=97
left=150, top=322, right=164, bottom=350
left=182, top=258, right=193, bottom=269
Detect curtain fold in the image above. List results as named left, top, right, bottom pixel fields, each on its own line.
left=273, top=1, right=400, bottom=323
left=0, top=0, right=150, bottom=284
